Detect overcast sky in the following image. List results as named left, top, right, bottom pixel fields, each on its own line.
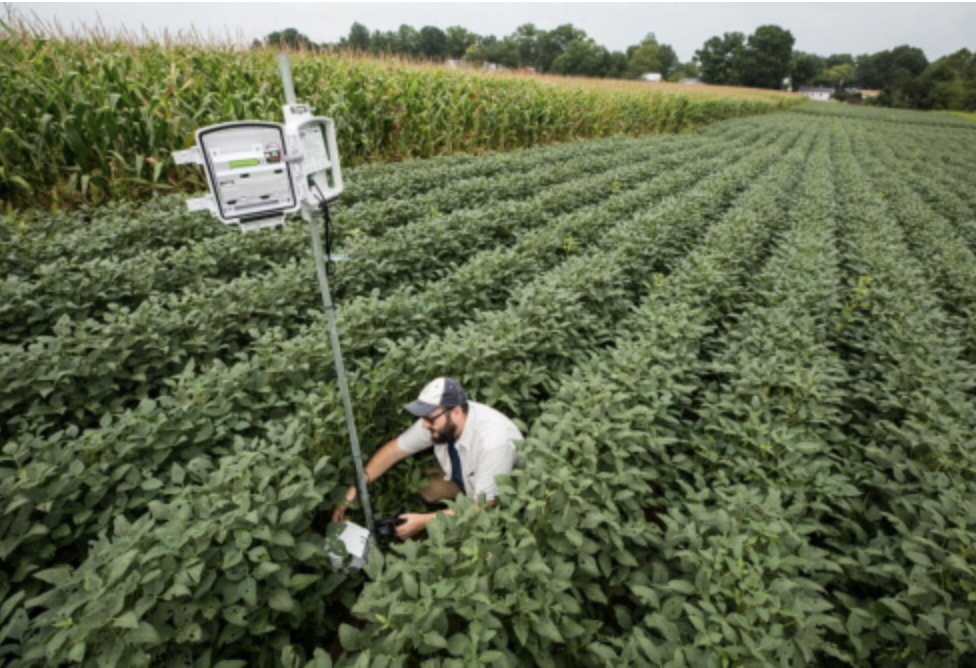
left=8, top=2, right=975, bottom=63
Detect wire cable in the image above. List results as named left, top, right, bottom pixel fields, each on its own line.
left=311, top=181, right=337, bottom=279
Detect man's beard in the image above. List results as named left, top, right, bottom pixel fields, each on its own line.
left=429, top=415, right=458, bottom=444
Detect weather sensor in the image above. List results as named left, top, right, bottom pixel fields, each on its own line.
left=174, top=106, right=343, bottom=231
left=174, top=55, right=375, bottom=564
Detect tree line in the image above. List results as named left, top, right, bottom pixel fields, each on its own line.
left=791, top=46, right=976, bottom=110
left=260, top=24, right=695, bottom=81
left=259, top=23, right=976, bottom=111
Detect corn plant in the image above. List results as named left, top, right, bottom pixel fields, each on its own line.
left=0, top=19, right=798, bottom=212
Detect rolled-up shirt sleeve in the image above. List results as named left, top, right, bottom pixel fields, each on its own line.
left=396, top=419, right=433, bottom=454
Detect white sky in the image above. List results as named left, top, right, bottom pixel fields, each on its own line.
left=7, top=2, right=975, bottom=63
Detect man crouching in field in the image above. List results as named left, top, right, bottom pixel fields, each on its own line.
left=331, top=377, right=523, bottom=539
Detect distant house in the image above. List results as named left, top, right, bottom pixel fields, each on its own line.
left=799, top=86, right=834, bottom=101
left=679, top=78, right=701, bottom=85
left=857, top=89, right=881, bottom=99
left=639, top=73, right=663, bottom=83
left=446, top=59, right=507, bottom=72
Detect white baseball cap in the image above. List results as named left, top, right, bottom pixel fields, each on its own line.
left=404, top=377, right=468, bottom=417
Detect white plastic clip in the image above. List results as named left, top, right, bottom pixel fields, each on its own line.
left=186, top=195, right=216, bottom=213
left=173, top=147, right=203, bottom=165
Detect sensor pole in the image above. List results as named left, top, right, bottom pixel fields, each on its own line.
left=278, top=54, right=375, bottom=537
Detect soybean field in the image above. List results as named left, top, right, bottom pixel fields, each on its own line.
left=3, top=104, right=976, bottom=666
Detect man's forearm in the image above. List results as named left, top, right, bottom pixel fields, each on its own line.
left=363, top=439, right=410, bottom=482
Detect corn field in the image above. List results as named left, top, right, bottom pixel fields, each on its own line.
left=0, top=18, right=798, bottom=212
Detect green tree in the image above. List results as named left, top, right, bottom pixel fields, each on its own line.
left=919, top=60, right=966, bottom=109
left=825, top=53, right=855, bottom=69
left=511, top=23, right=542, bottom=69
left=262, top=28, right=317, bottom=51
left=369, top=29, right=395, bottom=55
left=915, top=49, right=975, bottom=110
left=857, top=45, right=929, bottom=107
left=626, top=34, right=679, bottom=79
left=891, top=45, right=929, bottom=78
left=417, top=26, right=448, bottom=59
left=537, top=24, right=588, bottom=73
left=550, top=38, right=610, bottom=77
left=823, top=63, right=856, bottom=89
left=792, top=51, right=825, bottom=90
left=695, top=32, right=746, bottom=85
left=394, top=24, right=420, bottom=56
left=445, top=26, right=478, bottom=60
left=463, top=35, right=519, bottom=69
left=344, top=22, right=370, bottom=52
left=738, top=25, right=795, bottom=90
left=855, top=52, right=888, bottom=89
left=857, top=45, right=928, bottom=89
left=668, top=61, right=701, bottom=82
left=605, top=51, right=629, bottom=78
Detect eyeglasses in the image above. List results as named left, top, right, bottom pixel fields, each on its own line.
left=421, top=408, right=451, bottom=425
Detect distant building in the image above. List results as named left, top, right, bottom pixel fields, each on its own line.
left=639, top=73, right=663, bottom=83
left=799, top=86, right=834, bottom=101
left=857, top=89, right=881, bottom=99
left=679, top=78, right=702, bottom=85
left=446, top=59, right=507, bottom=72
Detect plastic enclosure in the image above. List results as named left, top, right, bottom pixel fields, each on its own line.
left=174, top=107, right=343, bottom=232
left=283, top=103, right=344, bottom=203
left=174, top=121, right=299, bottom=230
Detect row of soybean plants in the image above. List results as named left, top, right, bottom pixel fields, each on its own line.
left=816, top=120, right=976, bottom=664
left=790, top=101, right=976, bottom=130
left=0, top=130, right=622, bottom=270
left=0, top=133, right=596, bottom=272
left=341, top=113, right=827, bottom=665
left=340, top=111, right=782, bottom=209
left=878, top=130, right=976, bottom=253
left=4, top=112, right=766, bottom=280
left=349, top=112, right=976, bottom=665
left=0, top=117, right=778, bottom=446
left=849, top=120, right=976, bottom=363
left=0, top=132, right=645, bottom=342
left=867, top=117, right=976, bottom=224
left=6, top=122, right=815, bottom=665
left=2, top=129, right=669, bottom=290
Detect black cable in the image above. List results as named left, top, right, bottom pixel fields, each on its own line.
left=322, top=198, right=336, bottom=280
left=311, top=181, right=337, bottom=280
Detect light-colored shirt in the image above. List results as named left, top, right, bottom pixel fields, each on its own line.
left=397, top=401, right=522, bottom=501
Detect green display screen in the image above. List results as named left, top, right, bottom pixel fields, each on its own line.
left=229, top=158, right=261, bottom=169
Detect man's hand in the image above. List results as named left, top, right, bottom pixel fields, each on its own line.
left=330, top=440, right=411, bottom=523
left=396, top=512, right=434, bottom=539
left=331, top=485, right=358, bottom=523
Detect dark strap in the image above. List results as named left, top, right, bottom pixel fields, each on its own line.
left=447, top=438, right=465, bottom=494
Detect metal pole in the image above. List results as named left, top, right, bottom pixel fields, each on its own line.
left=304, top=203, right=375, bottom=536
left=278, top=53, right=297, bottom=105
left=279, top=54, right=375, bottom=537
